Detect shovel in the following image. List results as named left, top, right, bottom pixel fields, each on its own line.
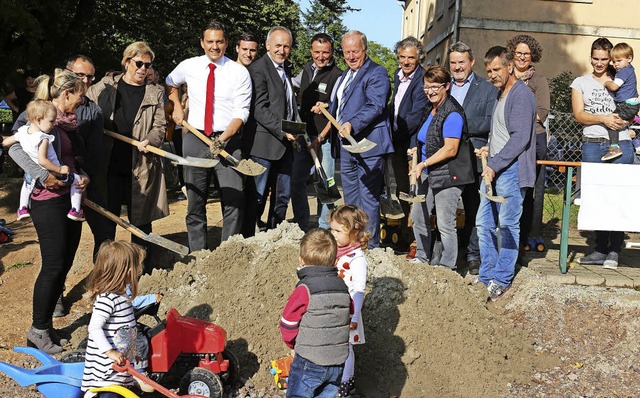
left=181, top=121, right=266, bottom=176
left=83, top=199, right=189, bottom=256
left=317, top=104, right=377, bottom=153
left=399, top=151, right=426, bottom=203
left=104, top=130, right=218, bottom=168
left=301, top=133, right=341, bottom=204
left=380, top=159, right=404, bottom=219
left=479, top=151, right=506, bottom=203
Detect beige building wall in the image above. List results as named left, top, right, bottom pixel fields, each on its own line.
left=400, top=0, right=640, bottom=82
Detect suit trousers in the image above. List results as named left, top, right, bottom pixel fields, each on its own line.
left=243, top=149, right=293, bottom=237
left=341, top=151, right=385, bottom=248
left=183, top=132, right=244, bottom=251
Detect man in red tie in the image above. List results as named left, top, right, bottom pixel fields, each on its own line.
left=166, top=20, right=252, bottom=251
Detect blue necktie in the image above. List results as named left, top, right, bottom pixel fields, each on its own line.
left=338, top=70, right=354, bottom=123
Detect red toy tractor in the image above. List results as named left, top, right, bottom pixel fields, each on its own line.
left=63, top=303, right=239, bottom=397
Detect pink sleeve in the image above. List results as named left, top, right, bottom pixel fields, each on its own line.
left=279, top=285, right=309, bottom=349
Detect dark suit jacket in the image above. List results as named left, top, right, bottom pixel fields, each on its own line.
left=461, top=72, right=498, bottom=148
left=328, top=57, right=394, bottom=158
left=390, top=64, right=429, bottom=151
left=245, top=54, right=299, bottom=160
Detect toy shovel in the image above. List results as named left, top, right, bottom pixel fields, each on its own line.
left=104, top=130, right=218, bottom=168
left=182, top=121, right=266, bottom=176
left=479, top=152, right=506, bottom=203
left=317, top=103, right=377, bottom=153
left=399, top=151, right=425, bottom=203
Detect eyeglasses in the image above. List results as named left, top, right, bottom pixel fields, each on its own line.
left=515, top=52, right=531, bottom=58
left=66, top=69, right=95, bottom=82
left=422, top=83, right=446, bottom=93
left=132, top=60, right=153, bottom=69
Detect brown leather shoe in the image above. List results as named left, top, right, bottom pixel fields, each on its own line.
left=405, top=245, right=416, bottom=260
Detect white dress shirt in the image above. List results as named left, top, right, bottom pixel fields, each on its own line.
left=166, top=55, right=252, bottom=131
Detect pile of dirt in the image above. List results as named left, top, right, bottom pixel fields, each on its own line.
left=135, top=222, right=558, bottom=397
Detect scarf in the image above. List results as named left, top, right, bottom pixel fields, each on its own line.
left=55, top=107, right=78, bottom=132
left=336, top=243, right=361, bottom=260
left=516, top=65, right=536, bottom=86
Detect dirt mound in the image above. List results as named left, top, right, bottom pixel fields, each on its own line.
left=138, top=222, right=557, bottom=397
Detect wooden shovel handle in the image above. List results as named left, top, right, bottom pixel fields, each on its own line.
left=104, top=129, right=169, bottom=157
left=480, top=151, right=494, bottom=196
left=181, top=121, right=238, bottom=165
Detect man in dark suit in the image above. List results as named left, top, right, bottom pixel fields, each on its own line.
left=449, top=41, right=499, bottom=275
left=325, top=30, right=394, bottom=247
left=389, top=36, right=429, bottom=247
left=243, top=26, right=298, bottom=236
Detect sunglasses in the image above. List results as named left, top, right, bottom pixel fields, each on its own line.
left=132, top=60, right=152, bottom=69
left=66, top=69, right=95, bottom=82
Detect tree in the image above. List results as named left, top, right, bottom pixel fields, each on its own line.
left=366, top=41, right=397, bottom=83
left=291, top=0, right=356, bottom=74
left=0, top=0, right=303, bottom=91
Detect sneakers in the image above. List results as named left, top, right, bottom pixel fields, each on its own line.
left=487, top=280, right=510, bottom=302
left=133, top=372, right=155, bottom=393
left=625, top=97, right=640, bottom=106
left=337, top=378, right=355, bottom=397
left=578, top=251, right=607, bottom=265
left=602, top=251, right=619, bottom=270
left=17, top=206, right=30, bottom=221
left=467, top=259, right=480, bottom=276
left=67, top=207, right=85, bottom=221
left=407, top=257, right=428, bottom=265
left=601, top=145, right=622, bottom=161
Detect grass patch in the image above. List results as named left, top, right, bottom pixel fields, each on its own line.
left=7, top=261, right=32, bottom=270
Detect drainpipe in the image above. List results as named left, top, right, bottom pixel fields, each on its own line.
left=452, top=0, right=461, bottom=44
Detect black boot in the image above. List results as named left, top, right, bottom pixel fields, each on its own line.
left=26, top=327, right=63, bottom=355
left=49, top=327, right=69, bottom=346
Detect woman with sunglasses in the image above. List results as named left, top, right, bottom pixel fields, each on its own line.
left=505, top=35, right=550, bottom=260
left=408, top=65, right=474, bottom=268
left=87, top=42, right=168, bottom=273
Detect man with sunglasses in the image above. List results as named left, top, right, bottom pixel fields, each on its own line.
left=166, top=20, right=252, bottom=251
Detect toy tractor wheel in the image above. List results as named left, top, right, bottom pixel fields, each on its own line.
left=380, top=226, right=388, bottom=242
left=179, top=367, right=223, bottom=398
left=221, top=349, right=240, bottom=385
left=536, top=242, right=545, bottom=252
left=59, top=350, right=86, bottom=363
left=391, top=230, right=400, bottom=245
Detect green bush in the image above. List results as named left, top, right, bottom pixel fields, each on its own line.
left=0, top=109, right=11, bottom=123
left=549, top=71, right=574, bottom=114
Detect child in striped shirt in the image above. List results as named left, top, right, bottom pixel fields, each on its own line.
left=81, top=241, right=150, bottom=397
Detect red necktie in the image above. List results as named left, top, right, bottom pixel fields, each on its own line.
left=204, top=63, right=216, bottom=136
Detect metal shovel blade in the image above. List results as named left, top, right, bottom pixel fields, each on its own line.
left=380, top=191, right=405, bottom=219
left=342, top=135, right=377, bottom=154
left=478, top=189, right=506, bottom=203
left=231, top=158, right=266, bottom=176
left=399, top=184, right=426, bottom=203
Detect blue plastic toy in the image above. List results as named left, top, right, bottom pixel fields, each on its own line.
left=0, top=346, right=84, bottom=398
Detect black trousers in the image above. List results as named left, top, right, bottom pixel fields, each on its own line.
left=106, top=173, right=152, bottom=266
left=31, top=194, right=82, bottom=329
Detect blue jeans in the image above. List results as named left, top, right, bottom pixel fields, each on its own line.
left=477, top=161, right=525, bottom=287
left=291, top=139, right=335, bottom=231
left=286, top=355, right=344, bottom=398
left=581, top=140, right=634, bottom=253
left=411, top=173, right=463, bottom=268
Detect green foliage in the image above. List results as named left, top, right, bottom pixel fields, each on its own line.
left=366, top=41, right=397, bottom=83
left=0, top=0, right=303, bottom=85
left=0, top=109, right=11, bottom=123
left=549, top=71, right=574, bottom=114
